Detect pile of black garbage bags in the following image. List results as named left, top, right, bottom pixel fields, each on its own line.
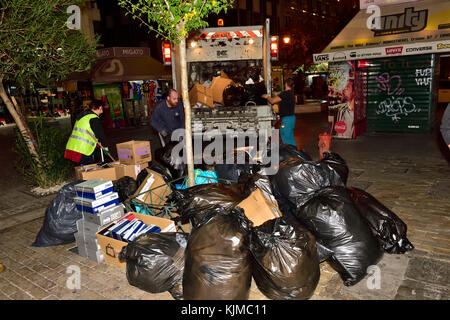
left=117, top=144, right=414, bottom=300
left=223, top=66, right=268, bottom=107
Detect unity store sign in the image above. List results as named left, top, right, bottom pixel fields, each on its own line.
left=314, top=0, right=450, bottom=62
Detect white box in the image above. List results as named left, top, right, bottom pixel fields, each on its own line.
left=82, top=204, right=125, bottom=226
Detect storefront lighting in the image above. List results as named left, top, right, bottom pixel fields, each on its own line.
left=283, top=36, right=291, bottom=44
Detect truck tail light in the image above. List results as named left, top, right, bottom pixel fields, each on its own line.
left=162, top=41, right=172, bottom=66
left=270, top=36, right=279, bottom=61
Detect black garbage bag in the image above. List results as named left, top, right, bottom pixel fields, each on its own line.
left=223, top=83, right=246, bottom=107
left=113, top=176, right=138, bottom=202
left=215, top=149, right=260, bottom=183
left=32, top=181, right=82, bottom=247
left=320, top=151, right=349, bottom=185
left=239, top=172, right=273, bottom=196
left=155, top=141, right=187, bottom=180
left=232, top=66, right=262, bottom=85
left=136, top=165, right=172, bottom=189
left=244, top=81, right=267, bottom=105
left=270, top=158, right=345, bottom=208
left=183, top=206, right=252, bottom=300
left=295, top=186, right=383, bottom=286
left=168, top=183, right=248, bottom=227
left=279, top=143, right=313, bottom=163
left=250, top=217, right=320, bottom=300
left=347, top=186, right=414, bottom=254
left=118, top=232, right=188, bottom=300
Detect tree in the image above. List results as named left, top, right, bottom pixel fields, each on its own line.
left=117, top=0, right=234, bottom=186
left=0, top=0, right=98, bottom=159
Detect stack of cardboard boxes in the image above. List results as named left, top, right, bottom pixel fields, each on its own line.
left=75, top=140, right=151, bottom=181
left=74, top=180, right=124, bottom=263
left=189, top=72, right=235, bottom=108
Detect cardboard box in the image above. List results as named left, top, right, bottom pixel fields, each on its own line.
left=189, top=83, right=214, bottom=107
left=82, top=204, right=124, bottom=226
left=209, top=76, right=235, bottom=105
left=75, top=180, right=114, bottom=200
left=238, top=188, right=282, bottom=227
left=116, top=140, right=151, bottom=165
left=75, top=164, right=117, bottom=181
left=133, top=168, right=172, bottom=208
left=96, top=212, right=176, bottom=269
left=75, top=193, right=119, bottom=214
left=110, top=162, right=149, bottom=180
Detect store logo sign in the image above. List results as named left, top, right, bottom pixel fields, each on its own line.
left=370, top=7, right=428, bottom=36
left=385, top=46, right=403, bottom=55
left=437, top=43, right=450, bottom=50
left=334, top=121, right=347, bottom=134
left=405, top=46, right=432, bottom=53
left=314, top=54, right=329, bottom=62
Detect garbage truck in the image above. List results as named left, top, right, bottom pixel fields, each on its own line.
left=171, top=18, right=277, bottom=144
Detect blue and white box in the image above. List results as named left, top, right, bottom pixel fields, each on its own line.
left=75, top=192, right=119, bottom=214
left=75, top=180, right=114, bottom=200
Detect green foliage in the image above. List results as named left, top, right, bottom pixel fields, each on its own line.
left=0, top=0, right=98, bottom=88
left=13, top=116, right=73, bottom=188
left=117, top=0, right=234, bottom=43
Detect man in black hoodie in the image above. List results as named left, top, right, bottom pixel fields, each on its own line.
left=64, top=99, right=108, bottom=165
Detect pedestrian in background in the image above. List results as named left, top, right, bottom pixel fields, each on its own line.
left=64, top=99, right=108, bottom=165
left=263, top=78, right=297, bottom=147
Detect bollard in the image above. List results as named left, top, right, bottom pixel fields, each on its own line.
left=318, top=132, right=332, bottom=160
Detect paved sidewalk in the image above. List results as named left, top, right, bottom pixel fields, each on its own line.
left=0, top=113, right=449, bottom=300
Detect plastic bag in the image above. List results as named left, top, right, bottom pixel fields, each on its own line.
left=154, top=141, right=187, bottom=180
left=168, top=183, right=248, bottom=228
left=32, top=181, right=82, bottom=247
left=183, top=169, right=218, bottom=189
left=223, top=83, right=246, bottom=107
left=347, top=187, right=414, bottom=254
left=270, top=158, right=345, bottom=208
left=215, top=149, right=260, bottom=183
left=244, top=81, right=267, bottom=105
left=232, top=66, right=262, bottom=85
left=250, top=217, right=320, bottom=300
left=296, top=186, right=383, bottom=286
left=279, top=143, right=313, bottom=163
left=320, top=151, right=349, bottom=185
left=113, top=176, right=137, bottom=202
left=118, top=232, right=188, bottom=300
left=183, top=206, right=252, bottom=300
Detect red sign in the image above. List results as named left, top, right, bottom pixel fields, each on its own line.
left=114, top=109, right=121, bottom=117
left=385, top=47, right=403, bottom=55
left=334, top=121, right=347, bottom=134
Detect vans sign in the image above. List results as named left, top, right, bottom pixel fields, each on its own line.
left=314, top=54, right=329, bottom=62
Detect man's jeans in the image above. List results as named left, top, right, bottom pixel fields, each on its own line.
left=280, top=115, right=296, bottom=147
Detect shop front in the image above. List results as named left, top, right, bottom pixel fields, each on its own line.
left=314, top=0, right=450, bottom=138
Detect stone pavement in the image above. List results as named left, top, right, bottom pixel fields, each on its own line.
left=0, top=112, right=449, bottom=301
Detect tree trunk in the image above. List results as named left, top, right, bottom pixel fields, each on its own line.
left=179, top=37, right=195, bottom=187
left=0, top=77, right=39, bottom=159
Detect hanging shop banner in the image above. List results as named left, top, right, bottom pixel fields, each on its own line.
left=366, top=54, right=434, bottom=133
left=314, top=0, right=450, bottom=62
left=327, top=61, right=356, bottom=139
left=93, top=84, right=124, bottom=120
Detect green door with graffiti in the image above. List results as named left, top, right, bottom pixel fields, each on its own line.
left=367, top=54, right=434, bottom=133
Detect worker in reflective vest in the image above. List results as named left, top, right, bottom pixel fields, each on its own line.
left=64, top=99, right=108, bottom=165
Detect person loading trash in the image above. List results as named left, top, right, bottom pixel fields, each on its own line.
left=64, top=99, right=109, bottom=165
left=150, top=88, right=185, bottom=147
left=262, top=78, right=296, bottom=147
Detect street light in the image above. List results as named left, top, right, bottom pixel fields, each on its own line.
left=283, top=36, right=290, bottom=44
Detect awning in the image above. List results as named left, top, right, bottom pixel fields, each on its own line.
left=64, top=47, right=172, bottom=83
left=313, top=0, right=450, bottom=63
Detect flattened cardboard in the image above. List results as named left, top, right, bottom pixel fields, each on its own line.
left=209, top=76, right=235, bottom=105
left=238, top=188, right=282, bottom=227
left=133, top=168, right=171, bottom=209
left=75, top=164, right=117, bottom=181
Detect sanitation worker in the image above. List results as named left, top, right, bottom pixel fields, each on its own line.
left=64, top=99, right=109, bottom=165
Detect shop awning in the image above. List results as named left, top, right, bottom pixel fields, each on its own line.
left=313, top=0, right=450, bottom=63
left=64, top=47, right=172, bottom=83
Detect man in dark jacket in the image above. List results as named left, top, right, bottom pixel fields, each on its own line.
left=441, top=102, right=450, bottom=149
left=64, top=99, right=108, bottom=165
left=150, top=88, right=185, bottom=146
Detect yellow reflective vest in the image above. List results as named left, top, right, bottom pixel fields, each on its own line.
left=65, top=113, right=99, bottom=156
